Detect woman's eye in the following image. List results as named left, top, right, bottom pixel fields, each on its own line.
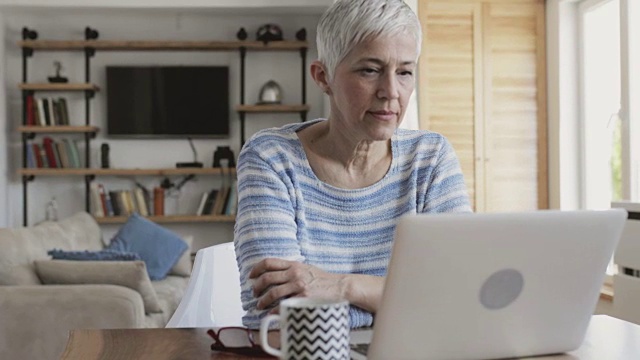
left=399, top=70, right=413, bottom=76
left=360, top=68, right=379, bottom=75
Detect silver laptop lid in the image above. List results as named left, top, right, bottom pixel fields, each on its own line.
left=369, top=210, right=626, bottom=360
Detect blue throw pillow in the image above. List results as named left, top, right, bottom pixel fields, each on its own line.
left=48, top=249, right=141, bottom=261
left=107, top=213, right=188, bottom=280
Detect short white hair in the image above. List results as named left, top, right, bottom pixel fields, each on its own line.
left=316, top=0, right=422, bottom=80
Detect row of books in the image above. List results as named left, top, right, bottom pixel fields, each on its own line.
left=90, top=182, right=237, bottom=218
left=25, top=95, right=70, bottom=126
left=90, top=183, right=155, bottom=218
left=196, top=181, right=238, bottom=216
left=26, top=137, right=83, bottom=169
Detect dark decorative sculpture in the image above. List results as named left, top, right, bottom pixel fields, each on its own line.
left=101, top=143, right=110, bottom=169
left=237, top=28, right=248, bottom=41
left=213, top=146, right=236, bottom=168
left=48, top=61, right=68, bottom=83
left=296, top=28, right=307, bottom=41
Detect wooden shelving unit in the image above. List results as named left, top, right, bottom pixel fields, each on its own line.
left=18, top=83, right=100, bottom=91
left=17, top=125, right=99, bottom=134
left=235, top=104, right=311, bottom=113
left=19, top=167, right=236, bottom=177
left=18, top=27, right=306, bottom=225
left=18, top=40, right=307, bottom=52
left=95, top=214, right=236, bottom=224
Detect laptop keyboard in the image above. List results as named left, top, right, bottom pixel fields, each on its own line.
left=350, top=343, right=369, bottom=355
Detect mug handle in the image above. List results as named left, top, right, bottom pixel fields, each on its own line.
left=260, top=314, right=282, bottom=358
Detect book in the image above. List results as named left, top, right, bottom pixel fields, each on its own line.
left=202, top=189, right=218, bottom=215
left=32, top=97, right=41, bottom=126
left=26, top=94, right=34, bottom=126
left=50, top=98, right=62, bottom=125
left=59, top=98, right=70, bottom=125
left=213, top=186, right=230, bottom=215
left=31, top=144, right=43, bottom=168
left=62, top=139, right=76, bottom=168
left=48, top=98, right=57, bottom=125
left=68, top=140, right=81, bottom=168
left=39, top=145, right=49, bottom=168
left=196, top=192, right=209, bottom=215
left=119, top=191, right=130, bottom=216
left=109, top=191, right=121, bottom=216
left=97, top=184, right=109, bottom=216
left=52, top=140, right=62, bottom=168
left=56, top=141, right=70, bottom=168
left=25, top=144, right=35, bottom=168
left=42, top=98, right=51, bottom=126
left=90, top=182, right=104, bottom=217
left=125, top=190, right=137, bottom=214
left=103, top=187, right=115, bottom=217
left=134, top=188, right=149, bottom=216
left=42, top=137, right=58, bottom=168
left=224, top=180, right=238, bottom=215
left=36, top=98, right=46, bottom=126
left=153, top=187, right=165, bottom=216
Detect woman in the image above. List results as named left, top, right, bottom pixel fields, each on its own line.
left=234, top=0, right=471, bottom=329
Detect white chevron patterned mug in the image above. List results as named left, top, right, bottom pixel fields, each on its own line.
left=259, top=298, right=350, bottom=360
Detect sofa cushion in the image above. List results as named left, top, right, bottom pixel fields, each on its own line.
left=0, top=222, right=71, bottom=285
left=35, top=260, right=162, bottom=314
left=56, top=212, right=103, bottom=250
left=144, top=275, right=190, bottom=328
left=169, top=235, right=193, bottom=277
left=108, top=214, right=187, bottom=281
left=0, top=212, right=103, bottom=286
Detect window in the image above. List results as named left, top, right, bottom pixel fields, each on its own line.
left=578, top=0, right=640, bottom=279
left=579, top=0, right=621, bottom=210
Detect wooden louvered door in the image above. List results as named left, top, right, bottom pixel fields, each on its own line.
left=418, top=0, right=547, bottom=212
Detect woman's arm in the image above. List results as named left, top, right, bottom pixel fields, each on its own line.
left=250, top=258, right=385, bottom=313
left=234, top=147, right=304, bottom=328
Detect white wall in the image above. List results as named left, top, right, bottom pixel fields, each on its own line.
left=1, top=6, right=325, bottom=249
left=0, top=0, right=332, bottom=11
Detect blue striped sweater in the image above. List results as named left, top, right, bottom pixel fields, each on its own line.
left=234, top=119, right=471, bottom=329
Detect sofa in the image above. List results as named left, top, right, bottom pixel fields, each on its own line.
left=0, top=212, right=191, bottom=360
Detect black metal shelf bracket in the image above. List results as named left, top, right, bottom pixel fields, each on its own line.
left=239, top=45, right=247, bottom=149
left=85, top=27, right=99, bottom=40
left=21, top=27, right=37, bottom=226
left=22, top=27, right=38, bottom=40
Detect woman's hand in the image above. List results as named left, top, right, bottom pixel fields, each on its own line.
left=249, top=258, right=385, bottom=313
left=250, top=258, right=348, bottom=310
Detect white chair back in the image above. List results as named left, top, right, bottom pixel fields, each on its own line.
left=166, top=242, right=246, bottom=328
left=611, top=202, right=640, bottom=325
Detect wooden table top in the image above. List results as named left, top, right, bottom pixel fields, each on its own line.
left=61, top=315, right=640, bottom=360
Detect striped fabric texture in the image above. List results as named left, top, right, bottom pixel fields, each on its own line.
left=234, top=119, right=471, bottom=329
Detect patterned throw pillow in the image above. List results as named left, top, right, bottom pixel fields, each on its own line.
left=48, top=249, right=141, bottom=261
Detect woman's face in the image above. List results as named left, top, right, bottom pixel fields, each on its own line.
left=328, top=33, right=418, bottom=141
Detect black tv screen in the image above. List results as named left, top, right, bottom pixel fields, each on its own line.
left=106, top=66, right=229, bottom=138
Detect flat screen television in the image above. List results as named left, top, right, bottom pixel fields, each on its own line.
left=106, top=66, right=229, bottom=138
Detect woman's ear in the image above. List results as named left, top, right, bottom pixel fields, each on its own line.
left=310, top=60, right=332, bottom=95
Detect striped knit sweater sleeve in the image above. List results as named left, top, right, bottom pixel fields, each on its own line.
left=234, top=120, right=471, bottom=329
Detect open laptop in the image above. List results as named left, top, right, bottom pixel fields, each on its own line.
left=350, top=209, right=627, bottom=360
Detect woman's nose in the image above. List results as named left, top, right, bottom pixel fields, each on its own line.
left=376, top=74, right=400, bottom=100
